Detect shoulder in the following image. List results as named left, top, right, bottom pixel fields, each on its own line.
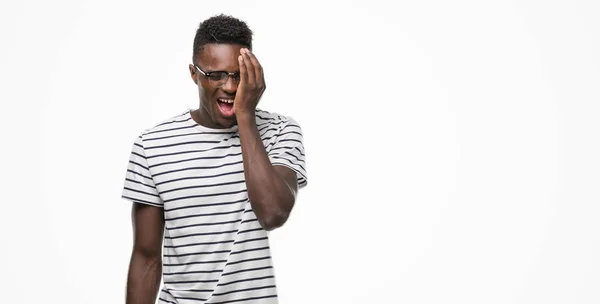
left=137, top=110, right=193, bottom=141
left=142, top=111, right=192, bottom=137
left=255, top=108, right=302, bottom=130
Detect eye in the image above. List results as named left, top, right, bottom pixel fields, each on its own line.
left=208, top=72, right=226, bottom=82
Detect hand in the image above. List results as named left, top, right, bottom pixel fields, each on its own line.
left=234, top=48, right=266, bottom=116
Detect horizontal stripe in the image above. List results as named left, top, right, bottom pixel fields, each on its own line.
left=164, top=245, right=269, bottom=259
left=284, top=150, right=302, bottom=162
left=125, top=178, right=155, bottom=189
left=164, top=288, right=213, bottom=293
left=161, top=179, right=245, bottom=195
left=216, top=275, right=274, bottom=287
left=153, top=160, right=243, bottom=177
left=222, top=266, right=273, bottom=277
left=162, top=189, right=247, bottom=204
left=166, top=219, right=242, bottom=231
left=150, top=152, right=243, bottom=169
left=255, top=113, right=277, bottom=121
left=156, top=170, right=244, bottom=187
left=163, top=259, right=227, bottom=267
left=131, top=151, right=146, bottom=159
left=278, top=130, right=302, bottom=138
left=166, top=208, right=244, bottom=221
left=146, top=139, right=222, bottom=150
left=164, top=278, right=219, bottom=284
left=237, top=228, right=263, bottom=235
left=126, top=169, right=151, bottom=181
left=174, top=296, right=208, bottom=301
left=164, top=239, right=235, bottom=249
left=269, top=145, right=305, bottom=156
left=158, top=297, right=177, bottom=304
left=164, top=249, right=230, bottom=258
left=225, top=256, right=271, bottom=267
left=165, top=197, right=247, bottom=213
left=162, top=254, right=268, bottom=269
left=271, top=155, right=307, bottom=173
left=166, top=229, right=239, bottom=240
left=154, top=116, right=190, bottom=127
left=145, top=130, right=235, bottom=142
left=278, top=138, right=302, bottom=145
left=229, top=246, right=270, bottom=256
left=233, top=237, right=268, bottom=246
left=206, top=294, right=278, bottom=304
left=164, top=269, right=223, bottom=276
left=211, top=285, right=276, bottom=297
left=146, top=124, right=196, bottom=136
left=123, top=187, right=160, bottom=198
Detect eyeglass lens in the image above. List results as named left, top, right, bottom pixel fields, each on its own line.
left=208, top=72, right=240, bottom=85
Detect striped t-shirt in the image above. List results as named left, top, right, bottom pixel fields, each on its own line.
left=121, top=109, right=307, bottom=304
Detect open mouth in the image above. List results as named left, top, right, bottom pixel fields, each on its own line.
left=217, top=98, right=235, bottom=117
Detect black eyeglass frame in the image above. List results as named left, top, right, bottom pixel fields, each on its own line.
left=193, top=64, right=240, bottom=87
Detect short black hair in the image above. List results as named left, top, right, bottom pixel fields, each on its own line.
left=192, top=14, right=253, bottom=61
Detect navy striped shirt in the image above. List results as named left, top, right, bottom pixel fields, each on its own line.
left=122, top=109, right=307, bottom=304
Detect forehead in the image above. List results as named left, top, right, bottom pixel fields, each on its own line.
left=197, top=43, right=244, bottom=71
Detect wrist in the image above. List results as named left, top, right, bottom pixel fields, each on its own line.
left=235, top=110, right=256, bottom=126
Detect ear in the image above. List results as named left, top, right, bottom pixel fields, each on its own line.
left=189, top=64, right=199, bottom=85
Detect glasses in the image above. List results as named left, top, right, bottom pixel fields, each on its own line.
left=193, top=65, right=240, bottom=87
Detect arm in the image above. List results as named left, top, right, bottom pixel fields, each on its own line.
left=234, top=48, right=299, bottom=231
left=237, top=113, right=298, bottom=231
left=126, top=203, right=165, bottom=304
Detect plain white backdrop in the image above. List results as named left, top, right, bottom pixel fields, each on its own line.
left=1, top=0, right=599, bottom=303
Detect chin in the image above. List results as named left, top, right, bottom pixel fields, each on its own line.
left=211, top=109, right=237, bottom=128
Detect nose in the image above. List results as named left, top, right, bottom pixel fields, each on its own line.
left=221, top=75, right=238, bottom=93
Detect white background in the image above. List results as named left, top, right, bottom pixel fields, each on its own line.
left=1, top=0, right=599, bottom=303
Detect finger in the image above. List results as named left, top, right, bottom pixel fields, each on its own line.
left=245, top=50, right=263, bottom=85
left=241, top=49, right=256, bottom=85
left=238, top=55, right=247, bottom=84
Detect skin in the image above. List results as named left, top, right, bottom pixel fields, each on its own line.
left=125, top=42, right=298, bottom=303
left=126, top=203, right=164, bottom=304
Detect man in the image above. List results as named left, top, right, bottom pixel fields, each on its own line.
left=121, top=14, right=307, bottom=304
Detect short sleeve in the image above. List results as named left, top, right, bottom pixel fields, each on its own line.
left=268, top=118, right=308, bottom=189
left=121, top=135, right=164, bottom=207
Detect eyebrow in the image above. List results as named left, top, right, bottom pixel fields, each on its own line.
left=195, top=64, right=238, bottom=73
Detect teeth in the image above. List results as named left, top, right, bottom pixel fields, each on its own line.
left=219, top=99, right=234, bottom=104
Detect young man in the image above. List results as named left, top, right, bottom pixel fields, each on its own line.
left=121, top=14, right=307, bottom=304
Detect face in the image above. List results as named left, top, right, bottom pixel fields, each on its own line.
left=189, top=43, right=245, bottom=129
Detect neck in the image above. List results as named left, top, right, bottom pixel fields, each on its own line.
left=192, top=108, right=235, bottom=129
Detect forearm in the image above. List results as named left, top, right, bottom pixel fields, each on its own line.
left=237, top=113, right=295, bottom=230
left=126, top=251, right=162, bottom=304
